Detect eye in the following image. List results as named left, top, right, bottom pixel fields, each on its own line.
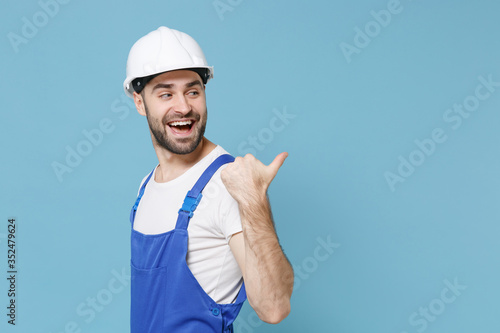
left=160, top=93, right=172, bottom=99
left=188, top=90, right=199, bottom=96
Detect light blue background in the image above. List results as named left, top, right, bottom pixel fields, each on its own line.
left=1, top=0, right=499, bottom=332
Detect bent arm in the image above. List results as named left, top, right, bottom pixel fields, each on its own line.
left=222, top=152, right=294, bottom=323
left=229, top=194, right=294, bottom=324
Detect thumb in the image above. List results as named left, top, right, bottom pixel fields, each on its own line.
left=267, top=152, right=288, bottom=179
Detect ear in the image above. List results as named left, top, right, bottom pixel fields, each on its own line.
left=133, top=92, right=147, bottom=116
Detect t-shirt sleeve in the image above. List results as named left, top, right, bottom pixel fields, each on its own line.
left=215, top=170, right=243, bottom=243
left=220, top=193, right=243, bottom=243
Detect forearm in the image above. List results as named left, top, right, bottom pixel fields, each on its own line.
left=239, top=193, right=294, bottom=324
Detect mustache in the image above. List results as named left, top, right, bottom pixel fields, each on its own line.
left=162, top=111, right=201, bottom=125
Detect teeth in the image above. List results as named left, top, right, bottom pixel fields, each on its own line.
left=169, top=120, right=192, bottom=126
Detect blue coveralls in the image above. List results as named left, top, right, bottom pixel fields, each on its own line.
left=129, top=154, right=247, bottom=332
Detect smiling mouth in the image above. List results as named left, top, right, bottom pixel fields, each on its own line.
left=167, top=119, right=195, bottom=135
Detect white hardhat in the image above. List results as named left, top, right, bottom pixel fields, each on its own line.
left=123, top=26, right=213, bottom=98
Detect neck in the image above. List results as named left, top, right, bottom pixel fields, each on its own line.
left=153, top=137, right=216, bottom=183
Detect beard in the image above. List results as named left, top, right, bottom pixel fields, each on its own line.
left=144, top=99, right=207, bottom=155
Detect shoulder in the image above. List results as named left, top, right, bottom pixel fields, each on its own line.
left=212, top=145, right=233, bottom=160
left=135, top=165, right=157, bottom=195
left=197, top=147, right=238, bottom=218
left=210, top=145, right=237, bottom=203
left=200, top=164, right=233, bottom=208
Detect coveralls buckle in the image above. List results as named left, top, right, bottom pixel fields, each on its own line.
left=178, top=192, right=203, bottom=217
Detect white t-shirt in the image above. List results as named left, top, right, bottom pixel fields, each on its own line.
left=133, top=145, right=244, bottom=304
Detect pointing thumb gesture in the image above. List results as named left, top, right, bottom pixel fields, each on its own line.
left=221, top=152, right=289, bottom=205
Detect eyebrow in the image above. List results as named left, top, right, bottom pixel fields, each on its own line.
left=151, top=80, right=202, bottom=92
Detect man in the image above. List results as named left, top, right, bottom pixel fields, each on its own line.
left=124, top=26, right=293, bottom=332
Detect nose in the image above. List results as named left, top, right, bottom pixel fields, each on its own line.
left=172, top=94, right=191, bottom=114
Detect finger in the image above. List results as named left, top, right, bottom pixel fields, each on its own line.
left=267, top=152, right=288, bottom=179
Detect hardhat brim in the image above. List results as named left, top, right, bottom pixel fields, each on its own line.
left=130, top=67, right=212, bottom=95
left=124, top=65, right=213, bottom=98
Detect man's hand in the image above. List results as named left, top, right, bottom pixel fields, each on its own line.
left=221, top=152, right=288, bottom=204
